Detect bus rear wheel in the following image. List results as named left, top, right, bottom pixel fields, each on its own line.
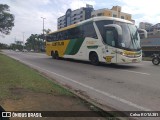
left=55, top=51, right=59, bottom=60
left=90, top=52, right=99, bottom=65
left=51, top=51, right=55, bottom=59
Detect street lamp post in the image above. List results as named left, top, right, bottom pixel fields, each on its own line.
left=41, top=17, right=46, bottom=52
left=22, top=32, right=25, bottom=50
left=35, top=38, right=38, bottom=52
left=41, top=17, right=46, bottom=41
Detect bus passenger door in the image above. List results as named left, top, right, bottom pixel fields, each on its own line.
left=104, top=27, right=117, bottom=63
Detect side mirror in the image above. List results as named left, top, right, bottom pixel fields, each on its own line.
left=104, top=24, right=122, bottom=37
left=138, top=29, right=147, bottom=39
left=104, top=24, right=122, bottom=47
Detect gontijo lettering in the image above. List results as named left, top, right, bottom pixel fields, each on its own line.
left=52, top=42, right=64, bottom=46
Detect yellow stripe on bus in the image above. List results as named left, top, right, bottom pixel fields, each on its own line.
left=46, top=40, right=70, bottom=57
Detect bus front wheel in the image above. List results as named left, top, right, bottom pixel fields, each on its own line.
left=89, top=52, right=99, bottom=65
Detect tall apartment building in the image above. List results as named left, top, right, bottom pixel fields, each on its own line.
left=139, top=22, right=153, bottom=30
left=57, top=5, right=134, bottom=29
left=57, top=4, right=93, bottom=29
left=152, top=23, right=160, bottom=30
left=139, top=22, right=160, bottom=36
left=91, top=6, right=134, bottom=22
left=140, top=22, right=160, bottom=56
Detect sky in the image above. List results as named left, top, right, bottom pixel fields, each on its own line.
left=0, top=0, right=160, bottom=44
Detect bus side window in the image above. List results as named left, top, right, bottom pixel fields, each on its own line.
left=53, top=34, right=56, bottom=41
left=68, top=27, right=81, bottom=39
left=65, top=30, right=69, bottom=39
left=79, top=26, right=84, bottom=38
left=48, top=35, right=52, bottom=42
left=57, top=32, right=60, bottom=40
left=80, top=22, right=98, bottom=39
left=55, top=33, right=58, bottom=41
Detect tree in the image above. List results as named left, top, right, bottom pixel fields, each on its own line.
left=25, top=34, right=44, bottom=52
left=25, top=28, right=51, bottom=52
left=0, top=43, right=9, bottom=49
left=9, top=41, right=23, bottom=50
left=44, top=29, right=51, bottom=34
left=0, top=4, right=14, bottom=35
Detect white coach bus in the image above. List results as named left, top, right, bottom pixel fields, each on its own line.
left=46, top=16, right=147, bottom=65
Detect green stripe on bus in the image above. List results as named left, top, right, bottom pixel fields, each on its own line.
left=65, top=38, right=85, bottom=55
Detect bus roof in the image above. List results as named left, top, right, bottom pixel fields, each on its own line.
left=93, top=16, right=133, bottom=24
left=48, top=24, right=77, bottom=35
left=48, top=16, right=133, bottom=35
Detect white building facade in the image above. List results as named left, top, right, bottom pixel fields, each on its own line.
left=57, top=5, right=93, bottom=29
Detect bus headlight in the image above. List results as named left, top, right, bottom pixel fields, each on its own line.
left=118, top=51, right=141, bottom=58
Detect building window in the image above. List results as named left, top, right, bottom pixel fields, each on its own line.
left=66, top=9, right=72, bottom=26
left=113, top=14, right=117, bottom=17
left=121, top=16, right=124, bottom=19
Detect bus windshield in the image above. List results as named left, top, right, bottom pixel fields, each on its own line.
left=115, top=21, right=141, bottom=51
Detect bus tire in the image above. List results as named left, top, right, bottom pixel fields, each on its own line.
left=89, top=52, right=99, bottom=65
left=51, top=51, right=56, bottom=59
left=55, top=51, right=59, bottom=60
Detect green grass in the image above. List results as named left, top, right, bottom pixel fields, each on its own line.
left=0, top=53, right=72, bottom=99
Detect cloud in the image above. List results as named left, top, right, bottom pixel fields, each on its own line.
left=0, top=0, right=96, bottom=44
left=118, top=0, right=160, bottom=25
left=0, top=0, right=54, bottom=43
left=1, top=0, right=160, bottom=44
left=58, top=0, right=96, bottom=12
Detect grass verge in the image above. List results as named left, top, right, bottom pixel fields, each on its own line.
left=0, top=53, right=120, bottom=119
left=0, top=53, right=72, bottom=100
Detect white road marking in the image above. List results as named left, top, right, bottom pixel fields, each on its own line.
left=122, top=70, right=150, bottom=75
left=9, top=55, right=151, bottom=111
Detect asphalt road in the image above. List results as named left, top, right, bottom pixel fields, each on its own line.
left=2, top=50, right=160, bottom=119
